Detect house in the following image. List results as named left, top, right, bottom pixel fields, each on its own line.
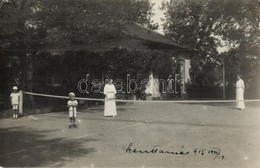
left=38, top=22, right=196, bottom=98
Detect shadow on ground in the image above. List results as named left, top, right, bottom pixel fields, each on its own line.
left=0, top=127, right=97, bottom=167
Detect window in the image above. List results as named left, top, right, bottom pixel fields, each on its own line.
left=46, top=74, right=61, bottom=87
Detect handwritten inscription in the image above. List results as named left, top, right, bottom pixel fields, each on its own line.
left=193, top=147, right=224, bottom=160
left=123, top=143, right=225, bottom=160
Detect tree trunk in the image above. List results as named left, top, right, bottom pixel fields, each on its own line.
left=27, top=58, right=35, bottom=105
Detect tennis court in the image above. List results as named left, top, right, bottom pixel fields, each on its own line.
left=1, top=99, right=260, bottom=167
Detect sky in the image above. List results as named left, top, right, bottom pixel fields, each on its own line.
left=151, top=0, right=166, bottom=34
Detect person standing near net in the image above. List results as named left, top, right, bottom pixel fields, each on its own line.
left=104, top=79, right=117, bottom=117
left=10, top=86, right=20, bottom=119
left=68, top=92, right=78, bottom=128
left=236, top=75, right=245, bottom=110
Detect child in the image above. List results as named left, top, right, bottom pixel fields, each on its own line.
left=10, top=86, right=20, bottom=119
left=67, top=92, right=78, bottom=128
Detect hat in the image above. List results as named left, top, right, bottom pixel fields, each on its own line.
left=69, top=92, right=75, bottom=97
left=13, top=86, right=18, bottom=90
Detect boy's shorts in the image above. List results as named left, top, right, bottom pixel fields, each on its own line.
left=12, top=104, right=18, bottom=110
left=69, top=107, right=77, bottom=117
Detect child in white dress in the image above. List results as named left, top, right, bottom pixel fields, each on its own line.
left=10, top=86, right=20, bottom=119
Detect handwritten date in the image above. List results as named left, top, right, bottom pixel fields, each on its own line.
left=123, top=143, right=225, bottom=160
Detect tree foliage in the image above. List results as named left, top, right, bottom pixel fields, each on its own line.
left=162, top=0, right=260, bottom=96
left=103, top=48, right=173, bottom=80
left=0, top=0, right=157, bottom=97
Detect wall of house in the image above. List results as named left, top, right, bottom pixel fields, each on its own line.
left=184, top=59, right=191, bottom=84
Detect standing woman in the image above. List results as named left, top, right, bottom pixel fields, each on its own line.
left=104, top=79, right=117, bottom=117
left=236, top=75, right=245, bottom=110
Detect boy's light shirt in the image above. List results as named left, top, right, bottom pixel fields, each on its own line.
left=10, top=92, right=20, bottom=105
left=67, top=100, right=78, bottom=111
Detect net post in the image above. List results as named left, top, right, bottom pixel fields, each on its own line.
left=19, top=90, right=23, bottom=116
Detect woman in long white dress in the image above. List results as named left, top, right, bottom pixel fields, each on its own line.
left=236, top=75, right=245, bottom=110
left=104, top=79, right=117, bottom=117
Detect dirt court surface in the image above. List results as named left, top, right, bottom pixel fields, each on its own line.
left=0, top=102, right=260, bottom=168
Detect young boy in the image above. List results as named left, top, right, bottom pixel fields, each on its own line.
left=10, top=86, right=20, bottom=119
left=67, top=92, right=78, bottom=128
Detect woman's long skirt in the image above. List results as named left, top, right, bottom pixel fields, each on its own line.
left=104, top=99, right=117, bottom=117
left=236, top=88, right=245, bottom=109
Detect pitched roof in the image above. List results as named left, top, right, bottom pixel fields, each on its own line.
left=40, top=22, right=195, bottom=54
left=123, top=22, right=194, bottom=51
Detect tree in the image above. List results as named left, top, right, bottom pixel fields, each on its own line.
left=0, top=0, right=157, bottom=100
left=0, top=0, right=44, bottom=100
left=162, top=0, right=260, bottom=96
left=30, top=0, right=156, bottom=49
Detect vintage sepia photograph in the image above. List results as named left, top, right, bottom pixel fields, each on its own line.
left=0, top=0, right=260, bottom=167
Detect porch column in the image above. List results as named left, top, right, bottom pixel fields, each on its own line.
left=180, top=58, right=191, bottom=96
